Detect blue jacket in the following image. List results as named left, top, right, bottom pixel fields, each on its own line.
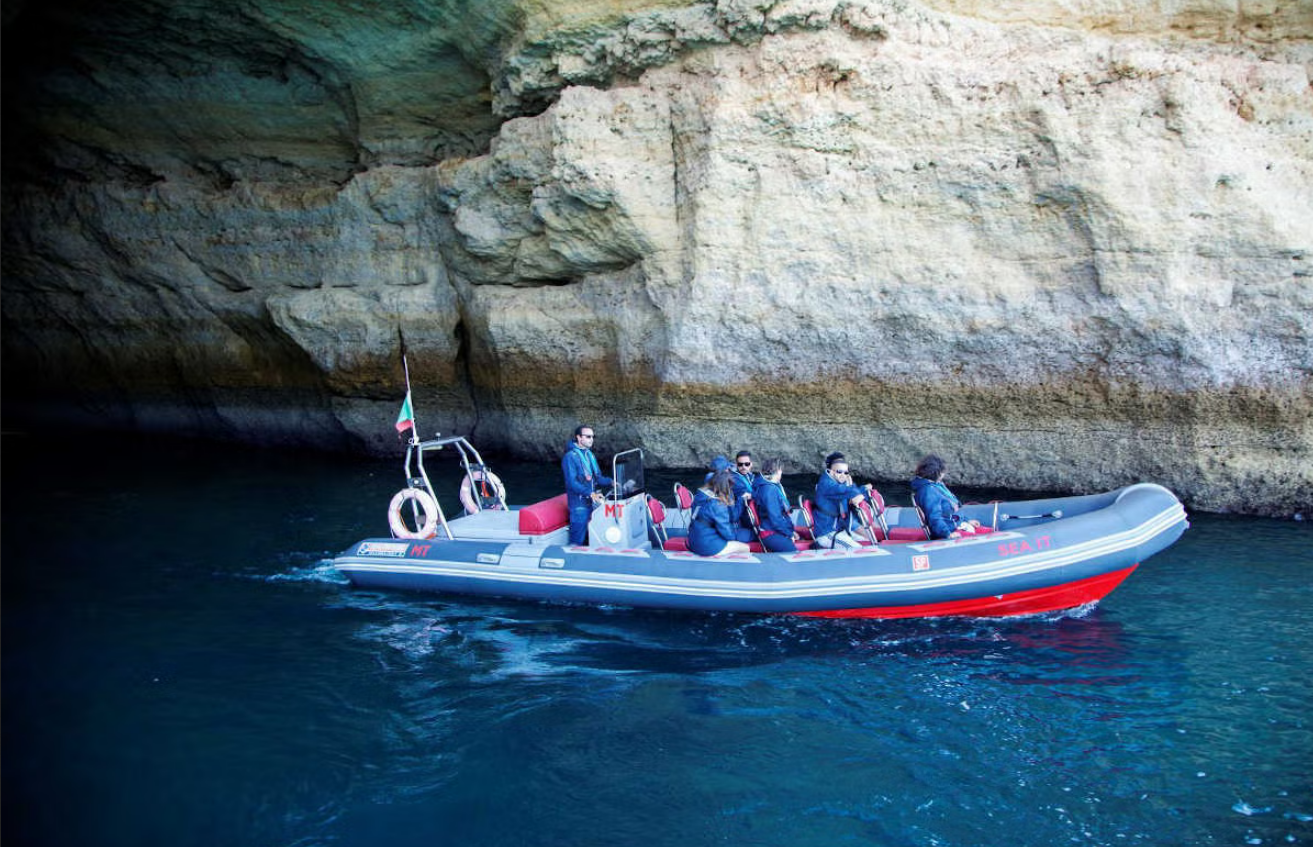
left=911, top=476, right=962, bottom=539
left=752, top=477, right=794, bottom=536
left=562, top=442, right=613, bottom=502
left=688, top=488, right=737, bottom=555
left=813, top=473, right=865, bottom=537
left=730, top=470, right=759, bottom=527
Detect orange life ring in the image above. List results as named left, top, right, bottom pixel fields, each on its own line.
left=388, top=488, right=439, bottom=539
left=459, top=469, right=505, bottom=515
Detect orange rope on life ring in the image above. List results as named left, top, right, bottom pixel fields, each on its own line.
left=459, top=469, right=505, bottom=514
left=388, top=488, right=439, bottom=539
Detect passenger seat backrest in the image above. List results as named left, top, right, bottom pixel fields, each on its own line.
left=853, top=499, right=880, bottom=545
left=646, top=495, right=669, bottom=546
left=797, top=496, right=815, bottom=531
left=673, top=483, right=694, bottom=521
left=911, top=501, right=932, bottom=540
left=742, top=500, right=767, bottom=545
left=866, top=488, right=892, bottom=539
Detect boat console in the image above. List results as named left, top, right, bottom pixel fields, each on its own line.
left=584, top=447, right=649, bottom=548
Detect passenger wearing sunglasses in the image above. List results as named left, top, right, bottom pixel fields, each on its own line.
left=730, top=451, right=761, bottom=531
left=812, top=452, right=869, bottom=549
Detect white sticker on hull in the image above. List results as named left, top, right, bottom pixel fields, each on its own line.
left=358, top=541, right=413, bottom=557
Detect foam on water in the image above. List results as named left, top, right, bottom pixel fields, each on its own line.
left=264, top=555, right=351, bottom=584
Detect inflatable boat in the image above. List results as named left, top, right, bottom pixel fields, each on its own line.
left=333, top=436, right=1189, bottom=619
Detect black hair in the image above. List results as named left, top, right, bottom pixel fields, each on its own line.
left=824, top=451, right=845, bottom=469
left=735, top=450, right=752, bottom=461
left=574, top=424, right=593, bottom=438
left=915, top=454, right=946, bottom=480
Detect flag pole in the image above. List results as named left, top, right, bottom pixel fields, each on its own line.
left=402, top=354, right=418, bottom=446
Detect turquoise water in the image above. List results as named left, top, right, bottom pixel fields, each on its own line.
left=3, top=434, right=1311, bottom=847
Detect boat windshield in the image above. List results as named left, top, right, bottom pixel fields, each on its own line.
left=612, top=448, right=645, bottom=499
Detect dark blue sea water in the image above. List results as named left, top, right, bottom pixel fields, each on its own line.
left=3, top=433, right=1311, bottom=847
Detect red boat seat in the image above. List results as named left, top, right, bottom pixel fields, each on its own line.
left=518, top=494, right=570, bottom=535
left=746, top=499, right=814, bottom=550
left=909, top=498, right=994, bottom=539
left=673, top=482, right=695, bottom=525
left=647, top=496, right=670, bottom=546
left=797, top=497, right=816, bottom=534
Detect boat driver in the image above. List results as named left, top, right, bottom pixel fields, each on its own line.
left=562, top=424, right=614, bottom=546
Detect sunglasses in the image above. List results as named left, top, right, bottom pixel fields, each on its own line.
left=737, top=461, right=752, bottom=467
left=832, top=469, right=850, bottom=475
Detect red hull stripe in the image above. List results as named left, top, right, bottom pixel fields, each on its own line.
left=795, top=565, right=1139, bottom=620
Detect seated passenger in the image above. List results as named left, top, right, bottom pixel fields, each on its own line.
left=813, top=453, right=868, bottom=549
left=704, top=453, right=753, bottom=543
left=911, top=454, right=983, bottom=540
left=752, top=458, right=802, bottom=553
left=688, top=470, right=753, bottom=557
left=730, top=450, right=760, bottom=531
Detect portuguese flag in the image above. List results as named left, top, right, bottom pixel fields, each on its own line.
left=395, top=392, right=414, bottom=434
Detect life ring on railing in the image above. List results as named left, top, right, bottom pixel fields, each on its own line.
left=459, top=469, right=506, bottom=515
left=388, top=488, right=440, bottom=539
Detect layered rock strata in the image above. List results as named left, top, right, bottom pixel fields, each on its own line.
left=2, top=0, right=1310, bottom=514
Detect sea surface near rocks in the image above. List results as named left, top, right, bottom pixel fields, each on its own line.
left=2, top=434, right=1311, bottom=847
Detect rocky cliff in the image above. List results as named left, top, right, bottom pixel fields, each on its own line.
left=3, top=0, right=1310, bottom=515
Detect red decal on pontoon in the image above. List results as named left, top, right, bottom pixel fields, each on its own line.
left=795, top=566, right=1139, bottom=619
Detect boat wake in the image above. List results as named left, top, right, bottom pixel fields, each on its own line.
left=263, top=554, right=351, bottom=584
left=322, top=588, right=1122, bottom=687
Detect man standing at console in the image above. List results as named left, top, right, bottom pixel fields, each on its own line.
left=562, top=425, right=613, bottom=546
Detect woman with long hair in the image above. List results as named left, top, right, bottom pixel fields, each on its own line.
left=688, top=469, right=753, bottom=556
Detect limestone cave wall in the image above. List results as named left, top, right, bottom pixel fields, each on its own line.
left=2, top=0, right=1310, bottom=514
